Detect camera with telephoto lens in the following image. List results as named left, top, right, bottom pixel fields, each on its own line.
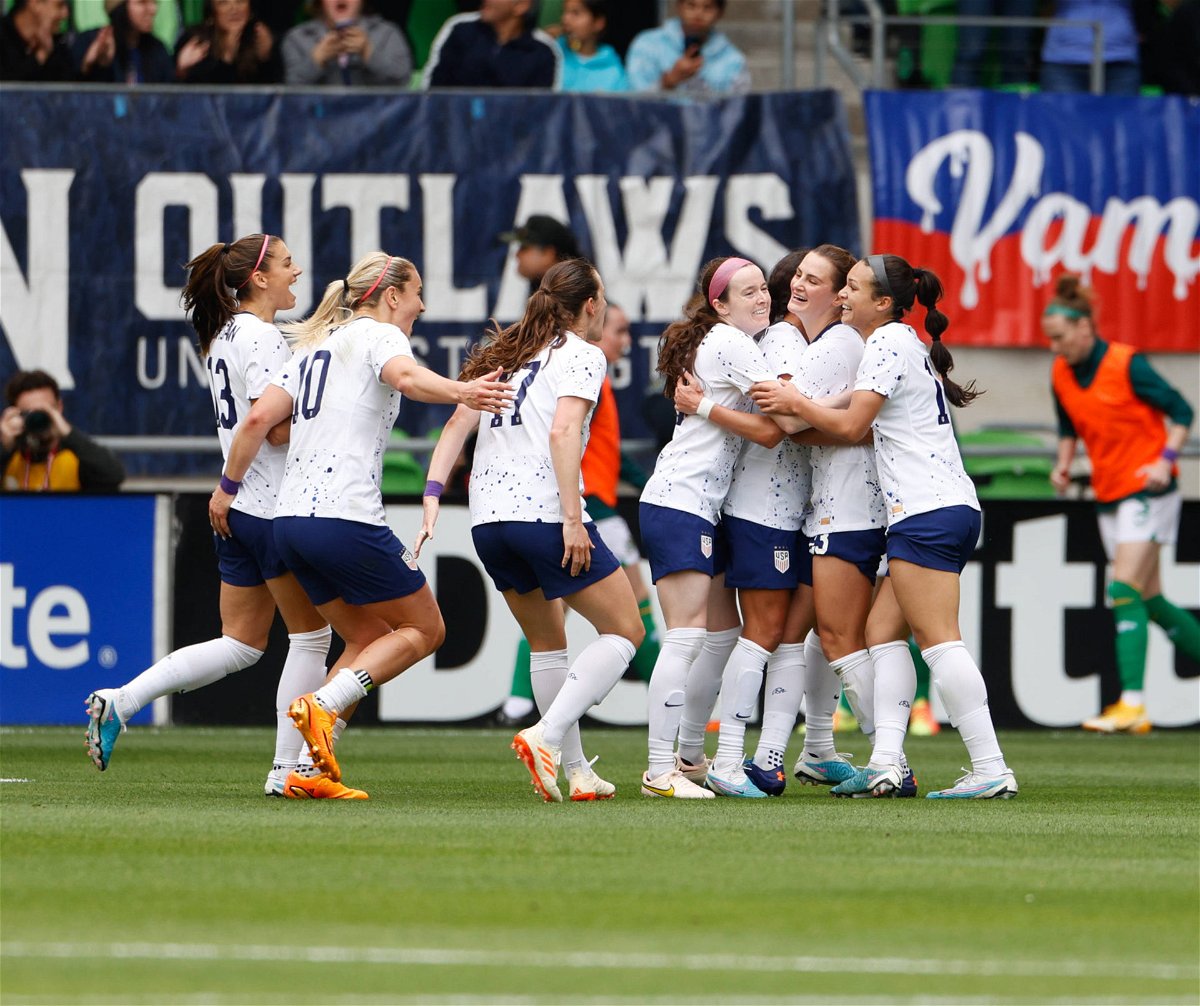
left=17, top=409, right=55, bottom=460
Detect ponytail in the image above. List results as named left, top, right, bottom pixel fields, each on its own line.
left=284, top=252, right=415, bottom=350
left=182, top=233, right=273, bottom=356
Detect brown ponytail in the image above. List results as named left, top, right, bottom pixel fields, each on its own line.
left=182, top=233, right=273, bottom=357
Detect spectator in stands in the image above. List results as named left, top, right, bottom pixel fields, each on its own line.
left=422, top=0, right=560, bottom=89
left=70, top=0, right=181, bottom=55
left=1041, top=0, right=1141, bottom=94
left=1, top=370, right=125, bottom=492
left=500, top=214, right=582, bottom=295
left=556, top=0, right=628, bottom=92
left=75, top=0, right=175, bottom=84
left=0, top=0, right=73, bottom=81
left=282, top=0, right=412, bottom=85
left=1140, top=0, right=1200, bottom=96
left=625, top=0, right=749, bottom=96
left=950, top=1, right=1038, bottom=89
left=176, top=0, right=282, bottom=84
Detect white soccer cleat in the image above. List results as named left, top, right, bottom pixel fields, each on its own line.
left=566, top=757, right=616, bottom=801
left=926, top=768, right=1019, bottom=800
left=640, top=768, right=715, bottom=799
left=674, top=752, right=712, bottom=786
left=512, top=723, right=563, bottom=803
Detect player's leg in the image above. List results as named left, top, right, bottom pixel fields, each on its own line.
left=675, top=577, right=739, bottom=776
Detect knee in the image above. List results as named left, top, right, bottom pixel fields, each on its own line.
left=425, top=611, right=447, bottom=655
left=625, top=618, right=646, bottom=650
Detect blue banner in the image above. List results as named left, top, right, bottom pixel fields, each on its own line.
left=0, top=495, right=158, bottom=724
left=0, top=88, right=859, bottom=473
left=865, top=91, right=1199, bottom=352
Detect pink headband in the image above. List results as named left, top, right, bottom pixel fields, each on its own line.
left=707, top=257, right=753, bottom=306
left=360, top=256, right=393, bottom=303
left=239, top=234, right=271, bottom=289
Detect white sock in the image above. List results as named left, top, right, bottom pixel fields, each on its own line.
left=529, top=649, right=585, bottom=770
left=753, top=641, right=805, bottom=770
left=646, top=627, right=705, bottom=778
left=868, top=640, right=916, bottom=770
left=676, top=626, right=739, bottom=766
left=274, top=626, right=332, bottom=769
left=830, top=648, right=875, bottom=739
left=502, top=695, right=535, bottom=719
left=801, top=630, right=841, bottom=759
left=541, top=634, right=636, bottom=748
left=115, top=635, right=264, bottom=721
left=713, top=637, right=770, bottom=773
left=296, top=716, right=346, bottom=772
left=922, top=640, right=1007, bottom=776
left=313, top=667, right=371, bottom=717
left=1120, top=689, right=1144, bottom=706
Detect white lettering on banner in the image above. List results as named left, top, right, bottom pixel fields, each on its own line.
left=905, top=130, right=1200, bottom=308
left=0, top=564, right=90, bottom=670
left=997, top=515, right=1099, bottom=725
left=135, top=172, right=218, bottom=319
left=0, top=169, right=75, bottom=387
left=229, top=173, right=316, bottom=322
left=724, top=174, right=791, bottom=275
left=419, top=175, right=487, bottom=322
left=492, top=175, right=572, bottom=321
left=136, top=336, right=207, bottom=391
left=322, top=173, right=411, bottom=263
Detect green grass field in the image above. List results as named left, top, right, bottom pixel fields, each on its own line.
left=1, top=726, right=1197, bottom=1005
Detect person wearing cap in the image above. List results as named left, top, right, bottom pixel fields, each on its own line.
left=0, top=0, right=73, bottom=81
left=75, top=0, right=174, bottom=84
left=422, top=0, right=560, bottom=89
left=502, top=214, right=582, bottom=294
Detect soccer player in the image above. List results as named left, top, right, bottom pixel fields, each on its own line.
left=1044, top=274, right=1198, bottom=734
left=417, top=259, right=644, bottom=803
left=84, top=234, right=340, bottom=797
left=753, top=254, right=1017, bottom=799
left=209, top=252, right=513, bottom=796
left=638, top=256, right=779, bottom=799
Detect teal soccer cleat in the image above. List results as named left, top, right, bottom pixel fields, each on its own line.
left=85, top=690, right=125, bottom=771
left=830, top=764, right=904, bottom=798
left=926, top=769, right=1018, bottom=800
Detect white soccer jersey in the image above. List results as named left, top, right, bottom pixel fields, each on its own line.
left=722, top=321, right=811, bottom=531
left=207, top=312, right=290, bottom=520
left=640, top=323, right=775, bottom=525
left=854, top=321, right=980, bottom=525
left=793, top=323, right=887, bottom=536
left=470, top=331, right=606, bottom=526
left=272, top=317, right=413, bottom=526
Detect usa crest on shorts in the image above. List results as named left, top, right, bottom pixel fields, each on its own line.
left=700, top=533, right=713, bottom=558
left=774, top=547, right=790, bottom=573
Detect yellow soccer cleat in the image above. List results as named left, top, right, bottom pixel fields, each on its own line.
left=1082, top=701, right=1151, bottom=735
left=909, top=697, right=941, bottom=737
left=284, top=771, right=368, bottom=800
left=288, top=694, right=341, bottom=781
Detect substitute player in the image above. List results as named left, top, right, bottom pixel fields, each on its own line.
left=1044, top=274, right=1198, bottom=734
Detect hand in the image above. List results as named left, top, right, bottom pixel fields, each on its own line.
left=252, top=21, right=273, bottom=63
left=0, top=407, right=24, bottom=451
left=459, top=369, right=514, bottom=414
left=339, top=25, right=369, bottom=59
left=312, top=29, right=341, bottom=65
left=82, top=26, right=116, bottom=73
left=664, top=47, right=702, bottom=88
left=414, top=497, right=439, bottom=558
left=1049, top=464, right=1072, bottom=493
left=1137, top=457, right=1174, bottom=492
left=672, top=370, right=704, bottom=416
left=176, top=35, right=210, bottom=75
left=209, top=486, right=235, bottom=539
left=750, top=379, right=804, bottom=416
left=561, top=517, right=593, bottom=577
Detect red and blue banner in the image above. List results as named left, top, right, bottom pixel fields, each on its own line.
left=865, top=91, right=1199, bottom=352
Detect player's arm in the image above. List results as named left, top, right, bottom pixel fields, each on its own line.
left=672, top=370, right=786, bottom=447
left=549, top=395, right=594, bottom=577
left=381, top=356, right=513, bottom=413
left=209, top=384, right=293, bottom=538
left=753, top=382, right=883, bottom=443
left=415, top=403, right=476, bottom=558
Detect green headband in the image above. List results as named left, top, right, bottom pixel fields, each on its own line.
left=1043, top=304, right=1087, bottom=320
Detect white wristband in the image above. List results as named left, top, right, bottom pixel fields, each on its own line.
left=696, top=397, right=715, bottom=420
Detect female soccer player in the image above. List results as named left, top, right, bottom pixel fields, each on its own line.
left=86, top=233, right=342, bottom=797
left=1044, top=274, right=1197, bottom=734
left=417, top=259, right=644, bottom=803
left=753, top=254, right=1017, bottom=799
left=209, top=252, right=513, bottom=794
left=638, top=256, right=778, bottom=799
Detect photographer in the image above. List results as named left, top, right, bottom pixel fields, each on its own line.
left=1, top=370, right=125, bottom=493
left=282, top=0, right=412, bottom=86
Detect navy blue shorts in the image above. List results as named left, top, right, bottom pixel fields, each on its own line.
left=214, top=510, right=289, bottom=588
left=273, top=516, right=426, bottom=606
left=887, top=506, right=981, bottom=574
left=471, top=520, right=621, bottom=600
left=723, top=514, right=809, bottom=590
left=639, top=503, right=727, bottom=584
left=809, top=527, right=888, bottom=585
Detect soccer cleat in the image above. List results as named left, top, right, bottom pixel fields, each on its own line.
left=926, top=768, right=1018, bottom=800
left=1082, top=701, right=1151, bottom=735
left=288, top=694, right=340, bottom=782
left=742, top=756, right=787, bottom=797
left=909, top=697, right=941, bottom=736
left=511, top=723, right=562, bottom=803
left=640, top=769, right=715, bottom=799
left=706, top=765, right=769, bottom=798
left=264, top=767, right=290, bottom=797
left=794, top=752, right=857, bottom=786
left=284, top=771, right=369, bottom=800
left=84, top=690, right=126, bottom=772
left=674, top=752, right=712, bottom=786
left=566, top=757, right=615, bottom=801
left=830, top=763, right=904, bottom=798
left=896, top=766, right=919, bottom=798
